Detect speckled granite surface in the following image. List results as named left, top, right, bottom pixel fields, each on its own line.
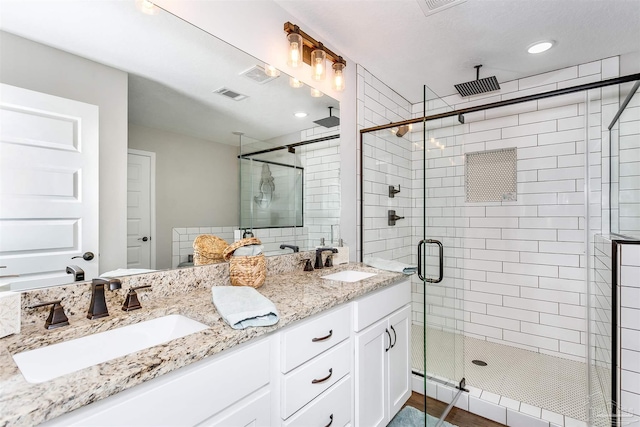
left=0, top=259, right=405, bottom=427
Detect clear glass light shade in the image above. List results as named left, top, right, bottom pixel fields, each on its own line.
left=310, top=88, right=324, bottom=98
left=311, top=49, right=326, bottom=81
left=264, top=64, right=280, bottom=77
left=289, top=77, right=303, bottom=88
left=287, top=33, right=303, bottom=68
left=332, top=62, right=345, bottom=92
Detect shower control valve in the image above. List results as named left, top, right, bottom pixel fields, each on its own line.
left=388, top=210, right=405, bottom=226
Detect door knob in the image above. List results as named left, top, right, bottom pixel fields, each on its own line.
left=138, top=236, right=149, bottom=242
left=72, top=252, right=95, bottom=261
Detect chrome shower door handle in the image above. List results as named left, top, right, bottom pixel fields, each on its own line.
left=417, top=239, right=444, bottom=283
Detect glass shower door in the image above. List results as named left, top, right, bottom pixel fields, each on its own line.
left=416, top=90, right=466, bottom=423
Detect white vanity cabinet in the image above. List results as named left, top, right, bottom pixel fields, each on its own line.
left=38, top=279, right=412, bottom=427
left=353, top=279, right=411, bottom=427
left=279, top=304, right=352, bottom=427
left=41, top=337, right=272, bottom=427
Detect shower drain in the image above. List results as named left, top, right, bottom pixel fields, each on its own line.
left=472, top=359, right=488, bottom=366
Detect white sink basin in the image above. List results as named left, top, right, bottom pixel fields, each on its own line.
left=12, top=314, right=208, bottom=383
left=321, top=270, right=377, bottom=283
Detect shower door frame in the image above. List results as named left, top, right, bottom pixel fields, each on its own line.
left=358, top=72, right=640, bottom=424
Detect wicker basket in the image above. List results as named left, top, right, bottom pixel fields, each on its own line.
left=193, top=235, right=229, bottom=266
left=223, top=237, right=266, bottom=288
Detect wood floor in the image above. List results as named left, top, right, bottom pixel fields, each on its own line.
left=404, top=392, right=505, bottom=427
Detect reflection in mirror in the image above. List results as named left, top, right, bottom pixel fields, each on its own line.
left=610, top=81, right=640, bottom=239
left=0, top=0, right=340, bottom=291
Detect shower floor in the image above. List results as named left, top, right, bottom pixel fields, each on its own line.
left=411, top=324, right=601, bottom=424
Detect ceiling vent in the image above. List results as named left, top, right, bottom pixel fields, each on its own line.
left=416, top=0, right=467, bottom=16
left=240, top=65, right=279, bottom=84
left=213, top=87, right=247, bottom=101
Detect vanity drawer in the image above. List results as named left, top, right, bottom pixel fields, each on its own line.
left=283, top=376, right=352, bottom=427
left=281, top=304, right=351, bottom=373
left=281, top=340, right=351, bottom=419
left=353, top=279, right=410, bottom=332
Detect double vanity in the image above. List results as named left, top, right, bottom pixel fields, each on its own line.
left=0, top=253, right=411, bottom=427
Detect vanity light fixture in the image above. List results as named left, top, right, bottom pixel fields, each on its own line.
left=135, top=0, right=157, bottom=15
left=289, top=77, right=304, bottom=88
left=527, top=40, right=554, bottom=54
left=284, top=22, right=347, bottom=91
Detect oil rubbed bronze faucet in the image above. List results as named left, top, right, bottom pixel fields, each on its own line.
left=87, top=278, right=122, bottom=320
left=314, top=247, right=338, bottom=269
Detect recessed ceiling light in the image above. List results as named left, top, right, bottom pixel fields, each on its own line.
left=527, top=40, right=554, bottom=54
left=135, top=0, right=157, bottom=15
left=294, top=112, right=308, bottom=118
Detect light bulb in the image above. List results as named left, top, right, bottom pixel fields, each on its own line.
left=311, top=49, right=326, bottom=81
left=287, top=34, right=303, bottom=68
left=289, top=77, right=303, bottom=88
left=332, top=62, right=345, bottom=92
left=310, top=88, right=324, bottom=98
left=135, top=0, right=157, bottom=15
left=264, top=64, right=280, bottom=77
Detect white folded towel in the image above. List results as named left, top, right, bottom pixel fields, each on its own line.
left=363, top=256, right=417, bottom=275
left=211, top=286, right=279, bottom=330
left=232, top=244, right=264, bottom=256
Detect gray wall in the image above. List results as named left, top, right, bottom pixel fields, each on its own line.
left=0, top=31, right=128, bottom=274
left=128, top=124, right=239, bottom=269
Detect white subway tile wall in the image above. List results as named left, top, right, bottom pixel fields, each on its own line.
left=361, top=57, right=624, bottom=363
left=411, top=58, right=622, bottom=362
left=299, top=126, right=341, bottom=246
left=619, top=243, right=640, bottom=422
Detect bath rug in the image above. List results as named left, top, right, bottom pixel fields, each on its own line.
left=387, top=406, right=458, bottom=427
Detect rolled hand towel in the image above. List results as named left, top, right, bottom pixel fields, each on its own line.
left=363, top=256, right=417, bottom=275
left=232, top=244, right=264, bottom=256
left=211, top=286, right=279, bottom=330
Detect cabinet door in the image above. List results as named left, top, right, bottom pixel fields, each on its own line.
left=354, top=319, right=389, bottom=427
left=387, top=305, right=412, bottom=418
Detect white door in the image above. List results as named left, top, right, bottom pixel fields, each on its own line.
left=387, top=305, right=412, bottom=418
left=355, top=319, right=389, bottom=427
left=0, top=83, right=99, bottom=289
left=127, top=150, right=154, bottom=269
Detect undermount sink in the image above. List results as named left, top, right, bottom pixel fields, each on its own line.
left=12, top=314, right=208, bottom=384
left=320, top=270, right=377, bottom=283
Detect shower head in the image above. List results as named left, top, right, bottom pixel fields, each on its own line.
left=454, top=65, right=500, bottom=97
left=313, top=106, right=340, bottom=128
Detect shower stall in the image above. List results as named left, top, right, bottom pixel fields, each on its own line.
left=360, top=67, right=640, bottom=426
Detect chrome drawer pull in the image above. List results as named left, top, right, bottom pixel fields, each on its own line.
left=311, top=368, right=333, bottom=384
left=324, top=414, right=334, bottom=427
left=312, top=329, right=333, bottom=342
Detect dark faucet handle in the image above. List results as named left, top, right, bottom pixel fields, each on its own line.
left=303, top=259, right=314, bottom=271
left=122, top=285, right=152, bottom=311
left=324, top=255, right=334, bottom=268
left=29, top=300, right=69, bottom=330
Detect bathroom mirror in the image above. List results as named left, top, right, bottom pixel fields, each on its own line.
left=0, top=0, right=340, bottom=290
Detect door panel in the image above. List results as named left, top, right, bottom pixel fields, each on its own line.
left=388, top=305, right=411, bottom=417
left=127, top=152, right=152, bottom=269
left=0, top=83, right=98, bottom=286
left=355, top=319, right=388, bottom=427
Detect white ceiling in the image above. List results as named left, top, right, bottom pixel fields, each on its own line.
left=0, top=0, right=338, bottom=146
left=275, top=0, right=640, bottom=104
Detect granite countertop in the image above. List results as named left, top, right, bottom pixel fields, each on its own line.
left=0, top=263, right=405, bottom=426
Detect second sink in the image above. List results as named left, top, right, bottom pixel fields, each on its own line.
left=12, top=314, right=208, bottom=383
left=320, top=270, right=377, bottom=283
